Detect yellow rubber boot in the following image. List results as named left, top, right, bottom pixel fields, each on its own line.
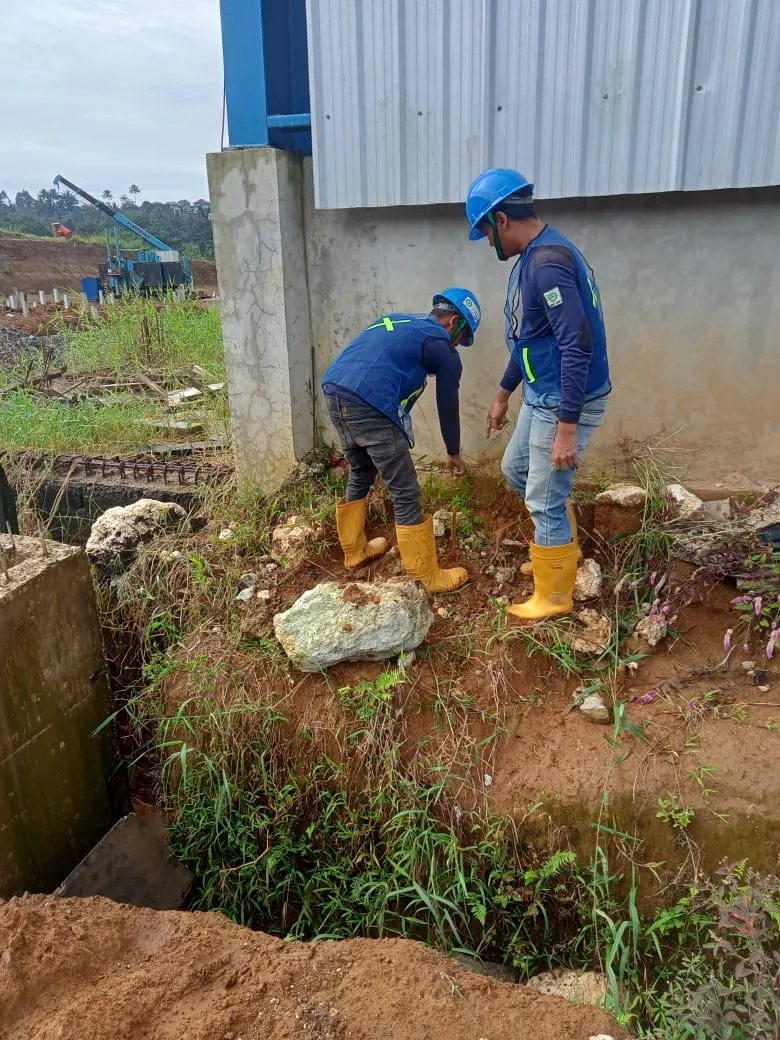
left=508, top=540, right=578, bottom=620
left=396, top=515, right=468, bottom=593
left=336, top=498, right=388, bottom=569
left=520, top=500, right=581, bottom=576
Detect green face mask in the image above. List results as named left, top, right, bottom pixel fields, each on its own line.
left=486, top=212, right=507, bottom=262
left=450, top=317, right=468, bottom=344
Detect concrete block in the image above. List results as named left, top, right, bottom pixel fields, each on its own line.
left=56, top=812, right=193, bottom=910
left=0, top=537, right=125, bottom=896
left=207, top=146, right=314, bottom=491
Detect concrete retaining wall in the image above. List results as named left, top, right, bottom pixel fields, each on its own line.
left=0, top=537, right=123, bottom=896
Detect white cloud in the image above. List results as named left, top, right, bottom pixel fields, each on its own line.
left=0, top=0, right=224, bottom=201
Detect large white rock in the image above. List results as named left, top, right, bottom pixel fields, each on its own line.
left=666, top=483, right=705, bottom=519
left=274, top=580, right=434, bottom=672
left=270, top=515, right=319, bottom=562
left=86, top=498, right=186, bottom=572
left=635, top=613, right=668, bottom=647
left=564, top=609, right=612, bottom=654
left=574, top=558, right=603, bottom=601
left=594, top=484, right=647, bottom=508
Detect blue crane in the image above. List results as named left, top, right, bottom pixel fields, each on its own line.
left=53, top=174, right=192, bottom=294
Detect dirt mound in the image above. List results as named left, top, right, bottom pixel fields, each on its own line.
left=0, top=895, right=623, bottom=1040
left=0, top=232, right=217, bottom=296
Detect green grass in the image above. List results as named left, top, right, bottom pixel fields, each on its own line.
left=0, top=295, right=226, bottom=454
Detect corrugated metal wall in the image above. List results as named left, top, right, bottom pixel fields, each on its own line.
left=305, top=0, right=780, bottom=209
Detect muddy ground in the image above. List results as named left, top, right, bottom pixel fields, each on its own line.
left=0, top=895, right=624, bottom=1040
left=0, top=231, right=217, bottom=298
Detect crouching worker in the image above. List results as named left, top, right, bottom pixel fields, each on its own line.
left=322, top=289, right=481, bottom=593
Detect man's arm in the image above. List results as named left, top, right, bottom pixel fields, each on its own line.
left=486, top=357, right=523, bottom=437
left=531, top=247, right=593, bottom=469
left=422, top=336, right=463, bottom=471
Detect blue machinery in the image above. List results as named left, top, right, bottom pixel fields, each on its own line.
left=53, top=175, right=192, bottom=295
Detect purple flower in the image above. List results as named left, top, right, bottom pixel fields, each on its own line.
left=634, top=691, right=656, bottom=705
left=767, top=629, right=778, bottom=660
left=650, top=572, right=657, bottom=587
left=743, top=643, right=751, bottom=654
left=754, top=597, right=763, bottom=617
left=731, top=595, right=751, bottom=606
left=723, top=628, right=733, bottom=652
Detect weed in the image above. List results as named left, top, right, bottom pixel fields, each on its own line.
left=656, top=792, right=695, bottom=830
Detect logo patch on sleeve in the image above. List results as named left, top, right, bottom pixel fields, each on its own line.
left=543, top=286, right=563, bottom=308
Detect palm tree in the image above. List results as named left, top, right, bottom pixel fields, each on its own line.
left=102, top=189, right=114, bottom=204
left=129, top=184, right=140, bottom=204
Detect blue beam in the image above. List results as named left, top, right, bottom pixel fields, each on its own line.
left=219, top=0, right=268, bottom=147
left=266, top=113, right=312, bottom=130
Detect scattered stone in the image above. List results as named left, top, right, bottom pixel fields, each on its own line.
left=579, top=693, right=610, bottom=724
left=432, top=508, right=466, bottom=537
left=234, top=587, right=254, bottom=603
left=757, top=684, right=771, bottom=693
left=493, top=566, right=516, bottom=585
left=666, top=483, right=705, bottom=519
left=265, top=562, right=279, bottom=574
left=501, top=538, right=525, bottom=549
left=218, top=528, right=234, bottom=542
left=398, top=650, right=416, bottom=669
left=256, top=589, right=273, bottom=603
left=527, top=969, right=609, bottom=1008
left=594, top=484, right=647, bottom=508
left=574, top=558, right=602, bottom=601
left=86, top=499, right=187, bottom=573
left=271, top=515, right=319, bottom=562
left=742, top=660, right=756, bottom=671
left=495, top=595, right=510, bottom=607
left=483, top=774, right=493, bottom=788
left=634, top=613, right=668, bottom=647
left=590, top=1035, right=617, bottom=1040
left=564, top=609, right=612, bottom=654
left=274, top=580, right=434, bottom=672
left=160, top=549, right=182, bottom=563
left=239, top=572, right=259, bottom=590
left=436, top=606, right=450, bottom=619
left=701, top=498, right=732, bottom=521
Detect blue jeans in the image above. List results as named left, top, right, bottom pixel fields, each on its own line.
left=501, top=397, right=608, bottom=546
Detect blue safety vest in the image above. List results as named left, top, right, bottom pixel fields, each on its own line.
left=505, top=225, right=610, bottom=406
left=322, top=313, right=455, bottom=446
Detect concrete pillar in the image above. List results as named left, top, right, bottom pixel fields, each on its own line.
left=63, top=294, right=71, bottom=310
left=53, top=287, right=61, bottom=304
left=98, top=290, right=104, bottom=305
left=38, top=290, right=46, bottom=306
left=206, top=147, right=314, bottom=490
left=19, top=292, right=28, bottom=317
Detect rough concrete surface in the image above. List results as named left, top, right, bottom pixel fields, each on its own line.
left=0, top=536, right=123, bottom=896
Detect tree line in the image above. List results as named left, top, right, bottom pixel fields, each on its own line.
left=0, top=186, right=215, bottom=261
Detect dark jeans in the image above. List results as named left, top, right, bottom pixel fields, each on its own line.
left=327, top=395, right=422, bottom=526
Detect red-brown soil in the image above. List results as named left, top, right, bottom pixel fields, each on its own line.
left=0, top=895, right=624, bottom=1040
left=0, top=232, right=217, bottom=297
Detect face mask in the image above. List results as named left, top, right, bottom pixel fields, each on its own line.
left=487, top=212, right=508, bottom=262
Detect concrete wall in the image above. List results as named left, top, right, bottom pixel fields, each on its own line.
left=304, top=164, right=780, bottom=481
left=0, top=538, right=123, bottom=896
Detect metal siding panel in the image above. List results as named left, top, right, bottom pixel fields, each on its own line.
left=308, top=0, right=780, bottom=208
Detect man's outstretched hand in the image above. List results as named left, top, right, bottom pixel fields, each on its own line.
left=485, top=389, right=510, bottom=438
left=447, top=453, right=466, bottom=477
left=552, top=422, right=578, bottom=470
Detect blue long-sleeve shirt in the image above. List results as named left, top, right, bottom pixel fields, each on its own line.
left=501, top=232, right=606, bottom=422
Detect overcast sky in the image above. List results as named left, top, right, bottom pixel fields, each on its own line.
left=1, top=0, right=224, bottom=202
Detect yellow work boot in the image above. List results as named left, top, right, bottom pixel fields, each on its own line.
left=396, top=515, right=468, bottom=593
left=508, top=540, right=578, bottom=620
left=520, top=500, right=581, bottom=576
left=336, top=498, right=388, bottom=569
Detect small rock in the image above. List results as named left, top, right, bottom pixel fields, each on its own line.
left=501, top=539, right=525, bottom=549
left=211, top=625, right=222, bottom=634
left=437, top=607, right=450, bottom=619
left=256, top=589, right=273, bottom=603
left=574, top=558, right=602, bottom=601
left=666, top=483, right=705, bottom=519
left=495, top=595, right=510, bottom=606
left=579, top=693, right=610, bottom=723
left=273, top=580, right=434, bottom=672
left=742, top=660, right=756, bottom=671
left=86, top=499, right=187, bottom=573
left=398, top=650, right=416, bottom=669
left=239, top=572, right=259, bottom=590
left=527, top=969, right=609, bottom=1008
left=590, top=1036, right=617, bottom=1040
left=635, top=613, right=668, bottom=647
left=702, top=498, right=732, bottom=521
left=757, top=684, right=771, bottom=693
left=235, top=587, right=254, bottom=603
left=271, top=516, right=319, bottom=562
left=160, top=549, right=182, bottom=562
left=564, top=609, right=612, bottom=654
left=483, top=774, right=493, bottom=788
left=494, top=566, right=516, bottom=585
left=218, top=528, right=234, bottom=542
left=265, top=562, right=279, bottom=574
left=594, top=484, right=647, bottom=508
left=432, top=508, right=466, bottom=538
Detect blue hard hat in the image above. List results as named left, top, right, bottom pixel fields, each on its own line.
left=432, top=288, right=481, bottom=346
left=465, top=168, right=534, bottom=240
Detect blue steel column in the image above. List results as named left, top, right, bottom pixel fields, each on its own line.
left=219, top=0, right=269, bottom=147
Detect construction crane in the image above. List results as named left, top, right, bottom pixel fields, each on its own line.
left=53, top=175, right=192, bottom=295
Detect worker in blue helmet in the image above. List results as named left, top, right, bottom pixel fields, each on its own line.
left=465, top=168, right=611, bottom=621
left=322, top=288, right=481, bottom=593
